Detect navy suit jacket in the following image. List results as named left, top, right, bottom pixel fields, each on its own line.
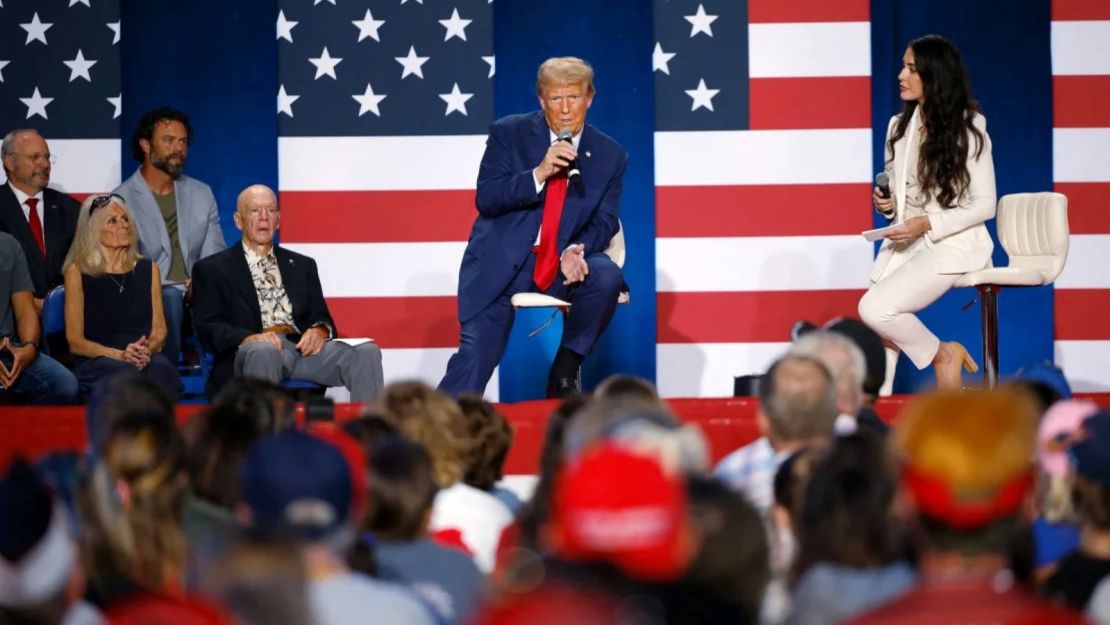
left=192, top=241, right=336, bottom=398
left=457, top=111, right=628, bottom=322
left=0, top=183, right=79, bottom=298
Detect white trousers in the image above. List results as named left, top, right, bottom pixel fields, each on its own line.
left=858, top=244, right=961, bottom=370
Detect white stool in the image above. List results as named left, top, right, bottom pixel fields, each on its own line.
left=954, top=192, right=1069, bottom=388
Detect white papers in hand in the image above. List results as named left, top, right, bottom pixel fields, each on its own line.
left=861, top=224, right=908, bottom=242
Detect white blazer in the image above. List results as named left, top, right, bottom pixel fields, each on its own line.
left=870, top=111, right=996, bottom=282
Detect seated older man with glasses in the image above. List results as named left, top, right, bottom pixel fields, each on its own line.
left=191, top=184, right=384, bottom=402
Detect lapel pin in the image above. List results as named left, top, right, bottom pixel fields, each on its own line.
left=585, top=150, right=591, bottom=158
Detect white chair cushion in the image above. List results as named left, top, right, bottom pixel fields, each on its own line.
left=511, top=293, right=571, bottom=308
left=954, top=267, right=1053, bottom=288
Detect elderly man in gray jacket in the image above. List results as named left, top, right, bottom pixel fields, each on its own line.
left=113, top=107, right=225, bottom=366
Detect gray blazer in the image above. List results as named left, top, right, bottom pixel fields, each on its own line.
left=114, top=169, right=226, bottom=285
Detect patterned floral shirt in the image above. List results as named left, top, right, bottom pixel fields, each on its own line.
left=244, top=245, right=297, bottom=331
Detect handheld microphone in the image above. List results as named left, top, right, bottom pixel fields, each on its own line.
left=875, top=172, right=891, bottom=199
left=558, top=128, right=582, bottom=184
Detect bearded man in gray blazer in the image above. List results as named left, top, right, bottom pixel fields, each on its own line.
left=114, top=108, right=226, bottom=365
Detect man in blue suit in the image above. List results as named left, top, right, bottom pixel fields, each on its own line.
left=440, top=57, right=627, bottom=398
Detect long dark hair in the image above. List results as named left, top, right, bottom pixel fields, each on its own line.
left=887, top=35, right=984, bottom=209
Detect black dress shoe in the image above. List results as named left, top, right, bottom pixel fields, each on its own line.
left=546, top=377, right=581, bottom=400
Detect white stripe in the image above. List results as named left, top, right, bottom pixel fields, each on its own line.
left=323, top=346, right=499, bottom=402
left=654, top=129, right=871, bottom=186
left=278, top=135, right=487, bottom=191
left=285, top=242, right=464, bottom=297
left=1055, top=340, right=1110, bottom=392
left=657, top=235, right=874, bottom=292
left=0, top=139, right=120, bottom=195
left=1054, top=235, right=1110, bottom=289
left=1054, top=129, right=1110, bottom=182
left=656, top=342, right=789, bottom=398
left=749, top=22, right=871, bottom=78
left=1051, top=21, right=1110, bottom=76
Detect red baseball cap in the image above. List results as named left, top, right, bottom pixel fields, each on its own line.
left=550, top=442, right=691, bottom=581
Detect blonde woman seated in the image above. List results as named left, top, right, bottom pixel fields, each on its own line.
left=64, top=194, right=181, bottom=401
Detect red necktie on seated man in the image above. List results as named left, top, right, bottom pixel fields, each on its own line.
left=533, top=171, right=568, bottom=291
left=25, top=198, right=46, bottom=257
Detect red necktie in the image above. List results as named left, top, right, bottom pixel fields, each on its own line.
left=25, top=198, right=46, bottom=258
left=533, top=171, right=568, bottom=291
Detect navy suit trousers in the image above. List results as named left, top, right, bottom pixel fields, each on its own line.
left=438, top=250, right=622, bottom=397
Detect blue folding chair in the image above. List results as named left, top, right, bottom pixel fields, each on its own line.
left=41, top=285, right=67, bottom=357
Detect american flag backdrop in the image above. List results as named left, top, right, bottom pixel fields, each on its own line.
left=653, top=0, right=874, bottom=397
left=274, top=0, right=496, bottom=396
left=1051, top=0, right=1110, bottom=392
left=3, top=0, right=1109, bottom=398
left=0, top=0, right=121, bottom=198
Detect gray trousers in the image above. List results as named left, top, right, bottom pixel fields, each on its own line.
left=235, top=338, right=384, bottom=403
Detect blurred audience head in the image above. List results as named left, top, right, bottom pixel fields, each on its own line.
left=364, top=435, right=439, bottom=542
left=239, top=426, right=367, bottom=547
left=86, top=376, right=174, bottom=455
left=547, top=442, right=697, bottom=582
left=1068, top=411, right=1110, bottom=532
left=79, top=412, right=188, bottom=593
left=789, top=330, right=867, bottom=417
left=186, top=379, right=295, bottom=511
left=512, top=396, right=589, bottom=558
left=1036, top=400, right=1099, bottom=523
left=593, top=374, right=661, bottom=405
left=792, top=432, right=905, bottom=582
left=202, top=539, right=312, bottom=625
left=565, top=399, right=709, bottom=475
left=457, top=394, right=514, bottom=491
left=341, top=412, right=401, bottom=453
left=758, top=354, right=838, bottom=449
left=895, top=390, right=1037, bottom=565
left=684, top=476, right=770, bottom=624
left=0, top=459, right=85, bottom=625
left=1011, top=360, right=1072, bottom=415
left=380, top=381, right=468, bottom=488
left=794, top=317, right=886, bottom=404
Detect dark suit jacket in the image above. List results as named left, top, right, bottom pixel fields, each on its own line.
left=191, top=241, right=336, bottom=398
left=457, top=111, right=628, bottom=322
left=0, top=183, right=79, bottom=297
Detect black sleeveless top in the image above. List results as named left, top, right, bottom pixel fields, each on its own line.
left=80, top=258, right=153, bottom=354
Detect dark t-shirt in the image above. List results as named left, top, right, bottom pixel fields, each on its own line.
left=1044, top=550, right=1110, bottom=610
left=0, top=232, right=34, bottom=339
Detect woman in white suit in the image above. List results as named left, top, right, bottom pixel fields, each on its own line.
left=858, top=35, right=996, bottom=391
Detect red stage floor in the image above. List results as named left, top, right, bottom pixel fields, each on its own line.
left=4, top=394, right=1109, bottom=474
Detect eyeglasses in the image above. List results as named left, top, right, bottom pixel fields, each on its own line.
left=89, top=193, right=125, bottom=216
left=14, top=152, right=56, bottom=164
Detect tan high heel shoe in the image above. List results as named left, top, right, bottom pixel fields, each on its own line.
left=935, top=341, right=979, bottom=390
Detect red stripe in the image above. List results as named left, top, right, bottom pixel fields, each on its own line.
left=1054, top=183, right=1110, bottom=234
left=658, top=290, right=866, bottom=343
left=748, top=0, right=869, bottom=23
left=280, top=190, right=475, bottom=243
left=1056, top=289, right=1110, bottom=340
left=328, top=296, right=459, bottom=348
left=750, top=77, right=871, bottom=130
left=1053, top=0, right=1110, bottom=20
left=1054, top=76, right=1110, bottom=127
left=657, top=183, right=873, bottom=237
